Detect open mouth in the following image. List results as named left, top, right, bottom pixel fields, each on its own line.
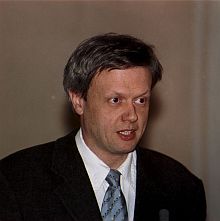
left=117, top=129, right=136, bottom=141
left=118, top=130, right=133, bottom=135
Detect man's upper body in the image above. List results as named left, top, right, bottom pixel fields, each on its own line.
left=0, top=130, right=206, bottom=221
left=0, top=33, right=207, bottom=220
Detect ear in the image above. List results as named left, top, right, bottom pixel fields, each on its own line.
left=68, top=91, right=85, bottom=115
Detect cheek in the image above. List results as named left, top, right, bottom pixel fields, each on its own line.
left=88, top=108, right=111, bottom=129
left=138, top=108, right=149, bottom=122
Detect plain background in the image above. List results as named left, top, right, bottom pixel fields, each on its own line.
left=0, top=1, right=219, bottom=220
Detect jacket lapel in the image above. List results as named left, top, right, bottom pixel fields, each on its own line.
left=134, top=148, right=170, bottom=221
left=51, top=132, right=102, bottom=221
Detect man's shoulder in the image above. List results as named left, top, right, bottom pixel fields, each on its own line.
left=137, top=147, right=202, bottom=185
left=137, top=147, right=187, bottom=167
left=0, top=131, right=77, bottom=176
left=0, top=141, right=53, bottom=176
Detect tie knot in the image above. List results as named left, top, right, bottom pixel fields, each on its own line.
left=106, top=169, right=121, bottom=188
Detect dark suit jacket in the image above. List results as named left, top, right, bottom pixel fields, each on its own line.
left=0, top=131, right=206, bottom=221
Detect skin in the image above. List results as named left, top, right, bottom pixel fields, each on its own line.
left=69, top=67, right=152, bottom=169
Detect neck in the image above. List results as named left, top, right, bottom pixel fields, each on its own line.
left=102, top=154, right=128, bottom=169
left=86, top=144, right=128, bottom=169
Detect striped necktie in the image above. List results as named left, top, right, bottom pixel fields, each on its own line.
left=101, top=169, right=128, bottom=221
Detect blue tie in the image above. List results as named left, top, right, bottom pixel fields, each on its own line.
left=101, top=169, right=128, bottom=221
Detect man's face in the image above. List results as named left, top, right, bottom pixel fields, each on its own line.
left=69, top=67, right=152, bottom=166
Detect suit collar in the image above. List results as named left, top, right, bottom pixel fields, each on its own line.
left=134, top=148, right=172, bottom=221
left=51, top=131, right=102, bottom=221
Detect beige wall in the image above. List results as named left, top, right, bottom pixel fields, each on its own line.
left=0, top=1, right=219, bottom=220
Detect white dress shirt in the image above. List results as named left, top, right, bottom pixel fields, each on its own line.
left=75, top=129, right=137, bottom=221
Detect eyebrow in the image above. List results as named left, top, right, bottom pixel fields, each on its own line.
left=106, top=89, right=151, bottom=98
left=137, top=90, right=151, bottom=96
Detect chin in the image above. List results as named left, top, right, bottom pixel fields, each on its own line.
left=120, top=144, right=137, bottom=153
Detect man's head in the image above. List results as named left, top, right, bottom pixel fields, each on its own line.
left=63, top=33, right=162, bottom=99
left=63, top=33, right=163, bottom=168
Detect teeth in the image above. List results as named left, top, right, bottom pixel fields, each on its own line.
left=119, top=131, right=132, bottom=135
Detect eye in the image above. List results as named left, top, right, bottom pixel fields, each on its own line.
left=109, top=97, right=120, bottom=104
left=134, top=97, right=147, bottom=105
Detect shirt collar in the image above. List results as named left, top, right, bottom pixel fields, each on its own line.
left=118, top=151, right=136, bottom=190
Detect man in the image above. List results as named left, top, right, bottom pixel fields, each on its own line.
left=0, top=33, right=206, bottom=221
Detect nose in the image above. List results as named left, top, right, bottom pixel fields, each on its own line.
left=122, top=102, right=138, bottom=122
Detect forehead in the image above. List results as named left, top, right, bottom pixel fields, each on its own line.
left=90, top=67, right=152, bottom=94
